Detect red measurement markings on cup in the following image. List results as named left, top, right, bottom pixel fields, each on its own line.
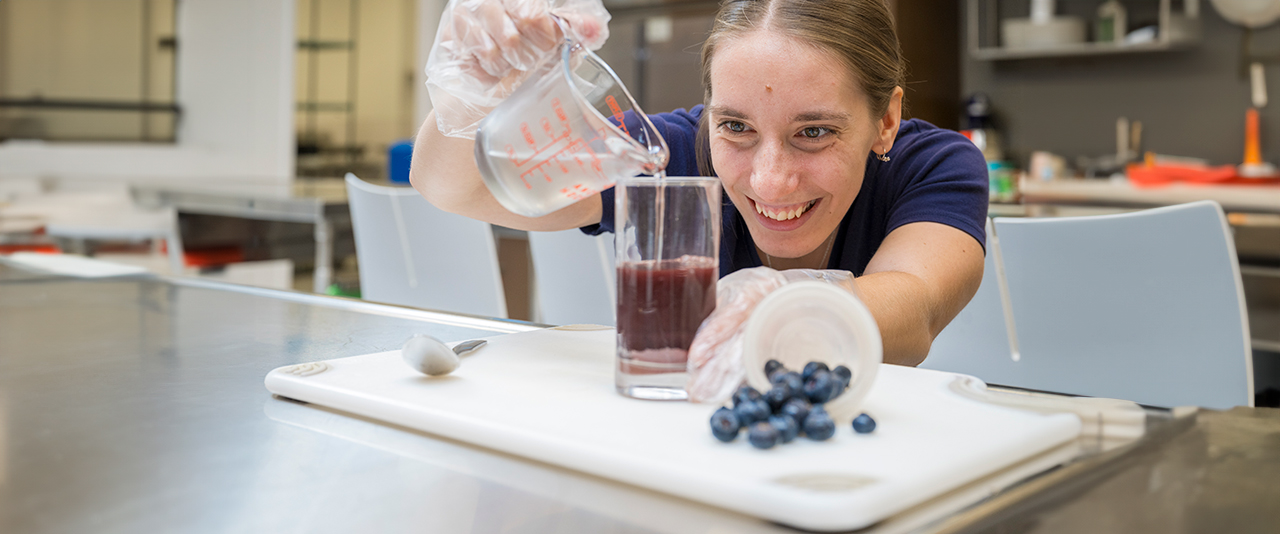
left=502, top=98, right=604, bottom=189
left=560, top=183, right=595, bottom=200
left=522, top=137, right=604, bottom=190
left=606, top=95, right=629, bottom=136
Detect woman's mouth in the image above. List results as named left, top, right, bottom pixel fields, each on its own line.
left=755, top=199, right=817, bottom=222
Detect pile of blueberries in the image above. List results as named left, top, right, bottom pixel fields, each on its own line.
left=710, top=359, right=877, bottom=449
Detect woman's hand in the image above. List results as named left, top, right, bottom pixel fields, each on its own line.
left=426, top=0, right=610, bottom=139
left=685, top=267, right=866, bottom=404
left=685, top=268, right=788, bottom=404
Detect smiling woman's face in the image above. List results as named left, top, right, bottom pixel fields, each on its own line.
left=707, top=31, right=882, bottom=259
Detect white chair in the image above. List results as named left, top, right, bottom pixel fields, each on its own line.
left=344, top=173, right=507, bottom=318
left=920, top=218, right=1025, bottom=385
left=528, top=230, right=616, bottom=326
left=993, top=201, right=1253, bottom=409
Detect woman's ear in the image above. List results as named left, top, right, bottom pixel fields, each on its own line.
left=875, top=87, right=904, bottom=154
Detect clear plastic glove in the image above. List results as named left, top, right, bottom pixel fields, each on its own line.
left=780, top=268, right=858, bottom=294
left=685, top=267, right=862, bottom=404
left=425, top=0, right=611, bottom=139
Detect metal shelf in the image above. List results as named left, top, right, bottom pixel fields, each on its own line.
left=296, top=102, right=353, bottom=112
left=297, top=40, right=353, bottom=51
left=968, top=0, right=1201, bottom=61
left=971, top=37, right=1197, bottom=60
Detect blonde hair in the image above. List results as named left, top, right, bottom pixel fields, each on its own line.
left=695, top=0, right=905, bottom=175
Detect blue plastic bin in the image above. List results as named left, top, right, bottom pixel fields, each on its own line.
left=388, top=140, right=413, bottom=184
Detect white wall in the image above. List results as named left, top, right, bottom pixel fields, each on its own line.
left=415, top=0, right=446, bottom=130
left=0, top=0, right=296, bottom=183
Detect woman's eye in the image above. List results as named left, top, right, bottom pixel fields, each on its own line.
left=801, top=126, right=830, bottom=139
left=720, top=121, right=747, bottom=133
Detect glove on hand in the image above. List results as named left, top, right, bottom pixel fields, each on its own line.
left=685, top=267, right=862, bottom=404
left=425, top=0, right=610, bottom=139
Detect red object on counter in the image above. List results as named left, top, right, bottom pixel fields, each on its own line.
left=180, top=246, right=245, bottom=267
left=1127, top=162, right=1240, bottom=186
left=1127, top=155, right=1280, bottom=187
left=0, top=244, right=60, bottom=254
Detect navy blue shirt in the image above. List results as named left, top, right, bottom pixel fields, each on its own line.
left=584, top=105, right=989, bottom=278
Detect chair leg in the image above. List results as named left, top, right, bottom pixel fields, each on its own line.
left=165, top=213, right=185, bottom=276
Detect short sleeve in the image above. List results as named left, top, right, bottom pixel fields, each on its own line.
left=882, top=127, right=989, bottom=252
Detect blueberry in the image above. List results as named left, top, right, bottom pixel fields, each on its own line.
left=830, top=365, right=852, bottom=398
left=780, top=397, right=812, bottom=426
left=764, top=359, right=785, bottom=379
left=771, top=371, right=804, bottom=396
left=750, top=399, right=772, bottom=421
left=710, top=407, right=741, bottom=442
left=733, top=385, right=762, bottom=408
left=768, top=414, right=800, bottom=443
left=852, top=413, right=877, bottom=434
left=803, top=405, right=836, bottom=441
left=747, top=421, right=780, bottom=449
left=831, top=365, right=852, bottom=385
left=764, top=383, right=793, bottom=412
left=801, top=361, right=829, bottom=382
left=734, top=398, right=770, bottom=426
left=803, top=370, right=837, bottom=404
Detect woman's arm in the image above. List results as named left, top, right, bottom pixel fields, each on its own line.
left=409, top=110, right=603, bottom=232
left=856, top=221, right=984, bottom=366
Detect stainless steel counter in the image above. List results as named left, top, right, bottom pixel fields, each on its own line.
left=2, top=261, right=1278, bottom=533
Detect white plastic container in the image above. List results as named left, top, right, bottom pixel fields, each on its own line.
left=1002, top=16, right=1086, bottom=49
left=740, top=281, right=883, bottom=425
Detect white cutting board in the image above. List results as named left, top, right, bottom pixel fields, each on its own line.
left=265, top=327, right=1081, bottom=532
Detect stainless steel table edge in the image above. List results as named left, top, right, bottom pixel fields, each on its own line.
left=164, top=274, right=546, bottom=334
left=920, top=407, right=1194, bottom=534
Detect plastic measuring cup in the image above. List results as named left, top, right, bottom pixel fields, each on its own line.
left=474, top=39, right=669, bottom=218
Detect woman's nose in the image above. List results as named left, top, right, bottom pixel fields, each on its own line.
left=750, top=140, right=800, bottom=201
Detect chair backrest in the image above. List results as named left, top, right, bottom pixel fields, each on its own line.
left=344, top=173, right=507, bottom=318
left=993, top=201, right=1252, bottom=409
left=528, top=229, right=616, bottom=326
left=920, top=218, right=1026, bottom=385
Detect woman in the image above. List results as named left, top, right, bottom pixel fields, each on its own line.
left=411, top=0, right=988, bottom=368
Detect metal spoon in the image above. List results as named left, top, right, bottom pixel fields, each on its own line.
left=401, top=335, right=487, bottom=376
left=451, top=339, right=488, bottom=355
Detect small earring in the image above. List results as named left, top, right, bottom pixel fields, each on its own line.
left=876, top=151, right=891, bottom=162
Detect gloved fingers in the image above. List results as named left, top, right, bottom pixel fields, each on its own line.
left=686, top=336, right=746, bottom=404
left=503, top=0, right=560, bottom=61
left=686, top=304, right=750, bottom=368
left=466, top=0, right=523, bottom=79
left=685, top=267, right=788, bottom=403
left=425, top=0, right=611, bottom=138
left=550, top=9, right=608, bottom=49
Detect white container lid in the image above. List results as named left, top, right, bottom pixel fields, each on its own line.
left=740, top=281, right=882, bottom=425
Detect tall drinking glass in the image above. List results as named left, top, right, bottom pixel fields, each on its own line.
left=615, top=176, right=721, bottom=400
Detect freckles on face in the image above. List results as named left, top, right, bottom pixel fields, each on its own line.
left=706, top=32, right=879, bottom=259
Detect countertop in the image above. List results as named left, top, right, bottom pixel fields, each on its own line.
left=2, top=260, right=1278, bottom=533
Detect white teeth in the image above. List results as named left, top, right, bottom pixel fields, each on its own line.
left=756, top=200, right=815, bottom=221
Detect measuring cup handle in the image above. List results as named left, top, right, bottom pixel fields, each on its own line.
left=549, top=14, right=580, bottom=49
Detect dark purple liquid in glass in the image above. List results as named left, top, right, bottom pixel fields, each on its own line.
left=616, top=257, right=717, bottom=375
